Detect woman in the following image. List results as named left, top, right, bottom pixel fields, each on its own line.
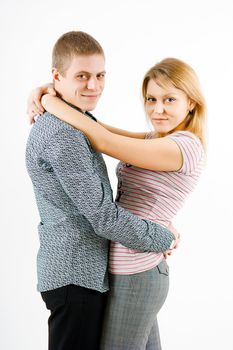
left=28, top=58, right=206, bottom=349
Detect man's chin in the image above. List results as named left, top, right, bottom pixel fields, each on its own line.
left=82, top=101, right=98, bottom=112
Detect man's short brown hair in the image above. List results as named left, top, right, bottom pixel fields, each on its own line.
left=52, top=31, right=105, bottom=75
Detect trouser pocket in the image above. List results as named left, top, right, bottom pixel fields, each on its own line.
left=157, top=259, right=169, bottom=276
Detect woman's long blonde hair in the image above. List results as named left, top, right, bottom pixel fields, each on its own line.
left=142, top=58, right=207, bottom=148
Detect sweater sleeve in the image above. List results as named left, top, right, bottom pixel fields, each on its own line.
left=45, top=127, right=174, bottom=252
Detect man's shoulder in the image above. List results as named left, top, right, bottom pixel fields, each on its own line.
left=26, top=112, right=91, bottom=156
left=33, top=112, right=87, bottom=140
left=37, top=112, right=74, bottom=132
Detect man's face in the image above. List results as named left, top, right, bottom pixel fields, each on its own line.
left=53, top=54, right=106, bottom=111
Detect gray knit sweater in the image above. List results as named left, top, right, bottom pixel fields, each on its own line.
left=26, top=111, right=174, bottom=292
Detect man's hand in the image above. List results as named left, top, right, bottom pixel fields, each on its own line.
left=164, top=223, right=180, bottom=259
left=27, top=83, right=56, bottom=124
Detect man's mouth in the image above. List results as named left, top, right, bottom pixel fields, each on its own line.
left=81, top=94, right=100, bottom=99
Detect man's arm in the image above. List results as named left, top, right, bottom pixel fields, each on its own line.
left=46, top=126, right=175, bottom=252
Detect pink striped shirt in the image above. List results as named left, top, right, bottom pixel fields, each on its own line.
left=109, top=131, right=205, bottom=275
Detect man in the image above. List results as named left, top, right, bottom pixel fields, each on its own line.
left=26, top=31, right=176, bottom=350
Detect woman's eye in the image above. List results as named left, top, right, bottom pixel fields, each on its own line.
left=146, top=97, right=156, bottom=102
left=165, top=97, right=175, bottom=103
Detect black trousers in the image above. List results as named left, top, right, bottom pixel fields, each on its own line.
left=41, top=284, right=108, bottom=350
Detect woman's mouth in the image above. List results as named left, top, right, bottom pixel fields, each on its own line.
left=152, top=118, right=168, bottom=123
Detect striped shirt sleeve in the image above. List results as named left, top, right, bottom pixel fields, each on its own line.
left=166, top=131, right=204, bottom=175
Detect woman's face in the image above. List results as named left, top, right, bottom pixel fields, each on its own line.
left=145, top=79, right=193, bottom=136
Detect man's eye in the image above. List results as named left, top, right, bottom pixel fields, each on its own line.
left=97, top=74, right=105, bottom=80
left=77, top=75, right=88, bottom=80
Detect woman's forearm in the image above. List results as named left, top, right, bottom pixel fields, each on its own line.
left=98, top=121, right=146, bottom=139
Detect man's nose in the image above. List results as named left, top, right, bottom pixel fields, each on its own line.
left=87, top=76, right=98, bottom=90
left=153, top=101, right=164, bottom=114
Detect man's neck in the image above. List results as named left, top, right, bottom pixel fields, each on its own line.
left=60, top=98, right=85, bottom=114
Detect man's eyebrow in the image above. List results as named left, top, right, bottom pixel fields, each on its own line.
left=75, top=70, right=106, bottom=75
left=96, top=70, right=106, bottom=75
left=76, top=71, right=90, bottom=75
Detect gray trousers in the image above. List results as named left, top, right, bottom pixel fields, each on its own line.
left=100, top=259, right=169, bottom=350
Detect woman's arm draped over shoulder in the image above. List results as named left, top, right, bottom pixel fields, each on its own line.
left=97, top=121, right=147, bottom=139
left=42, top=95, right=183, bottom=172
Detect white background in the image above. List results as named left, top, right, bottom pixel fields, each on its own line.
left=1, top=0, right=233, bottom=349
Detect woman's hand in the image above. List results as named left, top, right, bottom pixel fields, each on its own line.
left=27, top=83, right=56, bottom=124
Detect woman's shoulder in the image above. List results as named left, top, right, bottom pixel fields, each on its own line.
left=167, top=130, right=203, bottom=152
left=167, top=130, right=201, bottom=142
left=166, top=131, right=205, bottom=175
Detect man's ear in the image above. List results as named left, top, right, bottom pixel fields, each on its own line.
left=52, top=67, right=61, bottom=82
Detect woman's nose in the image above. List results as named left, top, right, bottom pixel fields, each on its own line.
left=153, top=101, right=164, bottom=114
